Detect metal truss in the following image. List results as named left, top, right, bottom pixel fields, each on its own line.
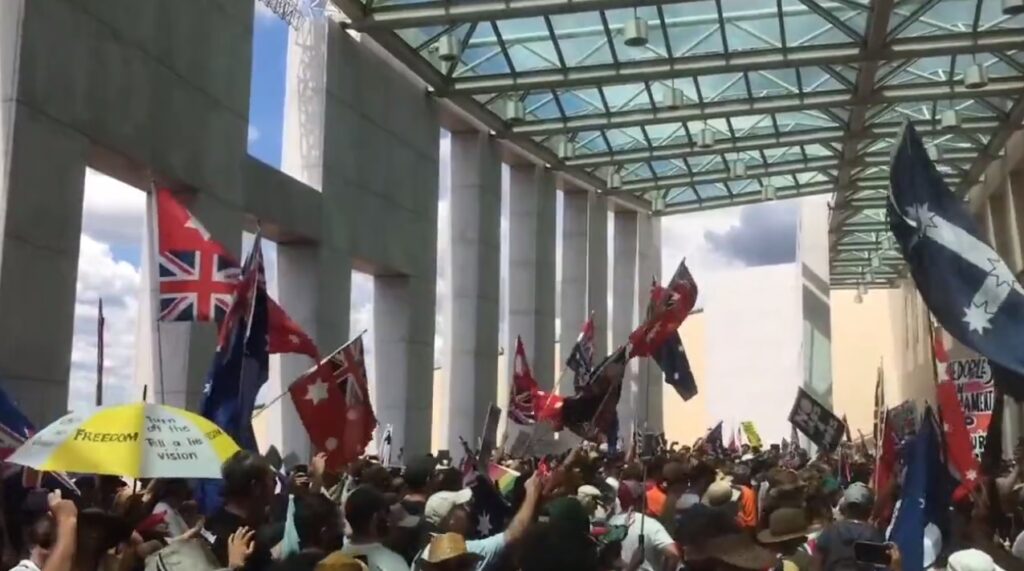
left=335, top=0, right=1024, bottom=288
left=512, top=79, right=1024, bottom=137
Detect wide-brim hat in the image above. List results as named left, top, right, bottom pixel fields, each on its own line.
left=693, top=534, right=778, bottom=570
left=421, top=533, right=484, bottom=567
left=756, top=507, right=822, bottom=544
left=702, top=481, right=741, bottom=507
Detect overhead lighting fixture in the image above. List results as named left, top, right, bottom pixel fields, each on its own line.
left=871, top=256, right=881, bottom=269
left=1004, top=0, right=1024, bottom=15
left=964, top=63, right=989, bottom=89
left=436, top=34, right=461, bottom=63
left=927, top=145, right=941, bottom=162
left=504, top=98, right=525, bottom=122
left=623, top=17, right=649, bottom=47
left=607, top=170, right=622, bottom=189
left=762, top=184, right=777, bottom=201
left=557, top=139, right=576, bottom=159
left=663, top=86, right=685, bottom=109
left=940, top=108, right=960, bottom=130
left=730, top=160, right=747, bottom=179
left=698, top=128, right=716, bottom=149
left=652, top=196, right=666, bottom=211
left=854, top=291, right=864, bottom=304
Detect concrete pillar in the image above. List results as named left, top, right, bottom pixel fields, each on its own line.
left=989, top=182, right=1021, bottom=271
left=612, top=211, right=638, bottom=433
left=559, top=190, right=589, bottom=395
left=636, top=213, right=663, bottom=431
left=0, top=103, right=86, bottom=424
left=1012, top=170, right=1024, bottom=263
left=507, top=164, right=556, bottom=392
left=587, top=195, right=609, bottom=357
left=443, top=131, right=501, bottom=452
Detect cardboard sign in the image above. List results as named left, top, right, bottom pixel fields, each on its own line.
left=788, top=388, right=845, bottom=452
left=740, top=421, right=762, bottom=449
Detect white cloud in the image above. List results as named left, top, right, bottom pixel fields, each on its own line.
left=254, top=1, right=278, bottom=23
left=68, top=235, right=142, bottom=410
left=81, top=169, right=146, bottom=247
left=248, top=124, right=261, bottom=144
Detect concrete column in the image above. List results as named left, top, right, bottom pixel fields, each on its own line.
left=443, top=131, right=501, bottom=452
left=559, top=190, right=589, bottom=395
left=587, top=195, right=609, bottom=357
left=635, top=213, right=663, bottom=431
left=0, top=105, right=86, bottom=424
left=612, top=211, right=638, bottom=433
left=1012, top=170, right=1024, bottom=262
left=507, top=164, right=556, bottom=391
left=990, top=182, right=1023, bottom=272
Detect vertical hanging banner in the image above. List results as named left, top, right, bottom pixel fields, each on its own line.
left=935, top=327, right=994, bottom=458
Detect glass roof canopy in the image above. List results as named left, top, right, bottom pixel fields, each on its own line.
left=334, top=0, right=1024, bottom=288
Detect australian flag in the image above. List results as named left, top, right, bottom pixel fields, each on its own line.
left=467, top=473, right=512, bottom=539
left=888, top=407, right=956, bottom=571
left=0, top=384, right=33, bottom=460
left=566, top=316, right=595, bottom=391
left=890, top=123, right=1024, bottom=390
left=653, top=330, right=697, bottom=401
left=200, top=233, right=270, bottom=453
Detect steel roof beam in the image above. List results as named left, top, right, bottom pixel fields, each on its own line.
left=565, top=119, right=998, bottom=168
left=350, top=0, right=703, bottom=30
left=655, top=181, right=842, bottom=216
left=449, top=31, right=1024, bottom=95
left=511, top=78, right=1024, bottom=136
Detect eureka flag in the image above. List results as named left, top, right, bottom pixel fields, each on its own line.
left=889, top=123, right=1024, bottom=382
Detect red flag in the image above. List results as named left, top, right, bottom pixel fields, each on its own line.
left=533, top=389, right=564, bottom=429
left=873, top=414, right=898, bottom=499
left=934, top=331, right=951, bottom=364
left=629, top=260, right=697, bottom=357
left=155, top=188, right=319, bottom=359
left=936, top=382, right=981, bottom=499
left=510, top=337, right=539, bottom=425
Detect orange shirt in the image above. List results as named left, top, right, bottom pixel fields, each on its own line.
left=645, top=483, right=667, bottom=517
left=736, top=485, right=758, bottom=529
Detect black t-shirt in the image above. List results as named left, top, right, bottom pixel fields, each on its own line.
left=816, top=520, right=884, bottom=571
left=205, top=508, right=279, bottom=571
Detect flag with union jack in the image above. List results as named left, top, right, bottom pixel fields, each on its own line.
left=629, top=259, right=698, bottom=357
left=154, top=188, right=319, bottom=360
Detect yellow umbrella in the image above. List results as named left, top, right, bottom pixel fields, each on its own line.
left=7, top=403, right=240, bottom=478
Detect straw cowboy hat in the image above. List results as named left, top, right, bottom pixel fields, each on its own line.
left=756, top=507, right=822, bottom=544
left=421, top=533, right=484, bottom=568
left=687, top=534, right=777, bottom=570
left=702, top=480, right=741, bottom=507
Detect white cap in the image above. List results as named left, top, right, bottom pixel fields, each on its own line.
left=424, top=488, right=473, bottom=525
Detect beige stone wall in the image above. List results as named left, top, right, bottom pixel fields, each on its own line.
left=663, top=313, right=710, bottom=445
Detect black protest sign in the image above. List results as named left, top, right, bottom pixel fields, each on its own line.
left=788, top=388, right=845, bottom=452
left=477, top=404, right=502, bottom=466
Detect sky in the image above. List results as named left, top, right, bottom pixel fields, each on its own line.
left=67, top=1, right=805, bottom=412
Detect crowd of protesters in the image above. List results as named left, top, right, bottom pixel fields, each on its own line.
left=4, top=433, right=1024, bottom=571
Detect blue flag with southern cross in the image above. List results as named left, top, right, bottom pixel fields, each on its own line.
left=889, top=123, right=1024, bottom=383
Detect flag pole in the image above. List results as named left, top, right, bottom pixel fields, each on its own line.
left=96, top=298, right=105, bottom=407
left=252, top=329, right=369, bottom=420
left=148, top=182, right=167, bottom=404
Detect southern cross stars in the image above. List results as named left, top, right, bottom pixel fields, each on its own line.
left=305, top=379, right=329, bottom=405
left=905, top=202, right=937, bottom=249
left=963, top=302, right=994, bottom=335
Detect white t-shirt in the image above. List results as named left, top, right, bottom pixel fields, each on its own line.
left=608, top=513, right=676, bottom=571
left=340, top=541, right=411, bottom=571
left=10, top=560, right=41, bottom=571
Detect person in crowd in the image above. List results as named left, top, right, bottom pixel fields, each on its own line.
left=607, top=498, right=680, bottom=571
left=147, top=479, right=193, bottom=539
left=388, top=456, right=436, bottom=564
left=339, top=486, right=410, bottom=571
left=11, top=492, right=77, bottom=571
left=206, top=450, right=279, bottom=570
left=757, top=507, right=819, bottom=571
left=413, top=472, right=543, bottom=571
left=813, top=483, right=883, bottom=571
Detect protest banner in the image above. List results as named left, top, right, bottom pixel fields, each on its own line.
left=740, top=421, right=762, bottom=449
left=477, top=404, right=502, bottom=466
left=788, top=388, right=845, bottom=452
left=935, top=327, right=994, bottom=457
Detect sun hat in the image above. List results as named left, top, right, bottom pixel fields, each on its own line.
left=947, top=549, right=1005, bottom=571
left=424, top=489, right=473, bottom=525
left=702, top=480, right=741, bottom=507
left=688, top=534, right=777, bottom=569
left=421, top=533, right=484, bottom=567
left=756, top=507, right=821, bottom=544
left=315, top=552, right=370, bottom=571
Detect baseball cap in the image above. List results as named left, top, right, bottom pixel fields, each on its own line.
left=424, top=489, right=473, bottom=525
left=842, top=482, right=873, bottom=506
